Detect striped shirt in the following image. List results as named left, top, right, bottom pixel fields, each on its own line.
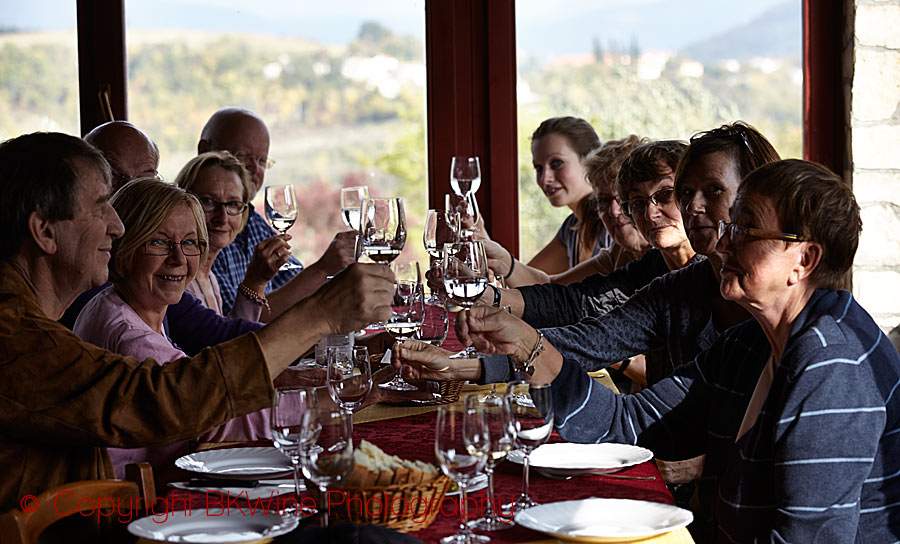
left=551, top=289, right=900, bottom=541
left=211, top=207, right=302, bottom=315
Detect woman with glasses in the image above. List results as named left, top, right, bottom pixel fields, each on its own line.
left=173, top=151, right=290, bottom=321
left=471, top=160, right=900, bottom=541
left=73, top=179, right=271, bottom=483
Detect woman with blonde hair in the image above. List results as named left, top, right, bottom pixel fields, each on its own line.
left=174, top=151, right=290, bottom=321
left=74, top=178, right=271, bottom=484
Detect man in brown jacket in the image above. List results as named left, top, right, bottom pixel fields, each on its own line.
left=0, top=132, right=393, bottom=512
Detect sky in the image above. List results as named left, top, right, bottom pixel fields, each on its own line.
left=1, top=0, right=791, bottom=55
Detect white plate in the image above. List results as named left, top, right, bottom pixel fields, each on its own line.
left=169, top=479, right=298, bottom=501
left=507, top=443, right=652, bottom=477
left=445, top=473, right=489, bottom=497
left=128, top=508, right=299, bottom=543
left=515, top=498, right=692, bottom=543
left=175, top=447, right=293, bottom=480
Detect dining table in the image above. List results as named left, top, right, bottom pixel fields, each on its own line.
left=153, top=314, right=696, bottom=544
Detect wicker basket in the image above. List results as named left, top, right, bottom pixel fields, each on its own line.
left=307, top=475, right=452, bottom=532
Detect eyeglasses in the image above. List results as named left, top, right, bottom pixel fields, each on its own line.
left=234, top=152, right=276, bottom=170
left=142, top=238, right=207, bottom=257
left=592, top=194, right=619, bottom=213
left=690, top=124, right=756, bottom=159
left=197, top=197, right=248, bottom=216
left=622, top=187, right=675, bottom=217
left=717, top=221, right=809, bottom=247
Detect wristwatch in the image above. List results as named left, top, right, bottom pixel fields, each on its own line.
left=514, top=330, right=544, bottom=376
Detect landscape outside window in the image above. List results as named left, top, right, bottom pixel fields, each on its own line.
left=515, top=0, right=802, bottom=260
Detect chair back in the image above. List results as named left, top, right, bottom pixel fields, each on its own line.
left=0, top=463, right=156, bottom=544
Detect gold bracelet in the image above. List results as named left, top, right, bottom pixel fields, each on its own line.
left=237, top=282, right=270, bottom=313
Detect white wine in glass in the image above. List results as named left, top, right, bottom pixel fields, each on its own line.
left=450, top=156, right=482, bottom=197
left=380, top=262, right=424, bottom=392
left=265, top=184, right=301, bottom=271
left=359, top=197, right=406, bottom=265
left=340, top=186, right=369, bottom=231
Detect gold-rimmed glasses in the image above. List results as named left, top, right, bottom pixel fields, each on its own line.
left=716, top=221, right=810, bottom=247
left=622, top=187, right=675, bottom=217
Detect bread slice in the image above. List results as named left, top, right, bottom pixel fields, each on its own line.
left=341, top=440, right=439, bottom=488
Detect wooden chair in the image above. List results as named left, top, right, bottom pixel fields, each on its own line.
left=0, top=463, right=156, bottom=544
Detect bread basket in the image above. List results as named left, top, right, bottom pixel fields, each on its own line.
left=308, top=474, right=452, bottom=531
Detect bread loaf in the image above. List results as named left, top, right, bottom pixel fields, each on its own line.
left=341, top=440, right=439, bottom=487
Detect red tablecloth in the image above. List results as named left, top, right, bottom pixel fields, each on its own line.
left=167, top=412, right=672, bottom=543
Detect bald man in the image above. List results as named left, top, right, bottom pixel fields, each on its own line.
left=84, top=121, right=160, bottom=190
left=198, top=107, right=356, bottom=320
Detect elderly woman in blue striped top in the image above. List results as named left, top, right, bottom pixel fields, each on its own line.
left=460, top=159, right=900, bottom=541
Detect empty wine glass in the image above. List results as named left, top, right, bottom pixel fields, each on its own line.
left=505, top=381, right=553, bottom=512
left=380, top=261, right=424, bottom=391
left=424, top=210, right=461, bottom=304
left=264, top=184, right=301, bottom=270
left=270, top=387, right=318, bottom=509
left=467, top=394, right=515, bottom=531
left=358, top=197, right=406, bottom=265
left=435, top=401, right=491, bottom=544
left=443, top=240, right=489, bottom=359
left=417, top=300, right=449, bottom=347
left=445, top=193, right=481, bottom=239
left=340, top=186, right=369, bottom=231
left=326, top=345, right=372, bottom=413
left=300, top=408, right=354, bottom=527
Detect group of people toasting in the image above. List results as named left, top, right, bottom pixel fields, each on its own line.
left=0, top=105, right=898, bottom=542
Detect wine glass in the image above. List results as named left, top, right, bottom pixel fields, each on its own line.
left=467, top=394, right=515, bottom=531
left=358, top=197, right=406, bottom=265
left=340, top=186, right=369, bottom=231
left=417, top=299, right=449, bottom=347
left=424, top=210, right=460, bottom=304
left=264, top=184, right=302, bottom=271
left=450, top=156, right=482, bottom=198
left=380, top=261, right=424, bottom=391
left=445, top=193, right=481, bottom=239
left=270, top=387, right=318, bottom=509
left=435, top=401, right=491, bottom=544
left=326, top=345, right=372, bottom=413
left=505, top=382, right=553, bottom=512
left=443, top=240, right=489, bottom=359
left=300, top=408, right=354, bottom=527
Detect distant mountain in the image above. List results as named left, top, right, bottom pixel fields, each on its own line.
left=681, top=1, right=801, bottom=61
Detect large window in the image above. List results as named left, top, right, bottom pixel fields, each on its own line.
left=514, top=0, right=802, bottom=261
left=0, top=1, right=79, bottom=140
left=125, top=0, right=428, bottom=265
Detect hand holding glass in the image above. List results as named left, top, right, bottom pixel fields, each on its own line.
left=443, top=240, right=489, bottom=359
left=265, top=184, right=301, bottom=270
left=380, top=261, right=424, bottom=391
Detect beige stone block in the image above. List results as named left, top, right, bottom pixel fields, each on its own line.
left=851, top=48, right=900, bottom=121
left=857, top=204, right=900, bottom=265
left=852, top=125, right=900, bottom=170
left=856, top=4, right=900, bottom=49
left=853, top=170, right=900, bottom=203
left=853, top=270, right=900, bottom=315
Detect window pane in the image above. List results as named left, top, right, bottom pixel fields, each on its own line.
left=125, top=1, right=427, bottom=265
left=515, top=0, right=802, bottom=262
left=0, top=2, right=79, bottom=139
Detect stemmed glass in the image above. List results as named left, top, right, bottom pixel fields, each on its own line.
left=326, top=345, right=372, bottom=413
left=270, top=387, right=319, bottom=509
left=443, top=240, right=489, bottom=359
left=467, top=394, right=515, bottom=532
left=358, top=197, right=406, bottom=265
left=424, top=210, right=460, bottom=304
left=340, top=186, right=369, bottom=231
left=445, top=193, right=481, bottom=239
left=505, top=381, right=553, bottom=512
left=264, top=184, right=301, bottom=270
left=417, top=299, right=449, bottom=347
left=300, top=408, right=354, bottom=527
left=380, top=261, right=424, bottom=391
left=435, top=401, right=491, bottom=544
left=450, top=156, right=482, bottom=199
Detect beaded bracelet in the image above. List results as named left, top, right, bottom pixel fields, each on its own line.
left=238, top=282, right=270, bottom=312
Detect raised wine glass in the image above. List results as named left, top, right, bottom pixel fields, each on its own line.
left=358, top=197, right=406, bottom=265
left=445, top=193, right=481, bottom=240
left=300, top=408, right=354, bottom=527
left=270, top=387, right=318, bottom=511
left=468, top=393, right=515, bottom=531
left=443, top=240, right=489, bottom=359
left=505, top=381, right=553, bottom=512
left=435, top=401, right=491, bottom=544
left=417, top=298, right=449, bottom=347
left=326, top=345, right=372, bottom=413
left=340, top=186, right=369, bottom=231
left=450, top=156, right=481, bottom=199
left=264, top=184, right=302, bottom=271
left=380, top=261, right=424, bottom=391
left=424, top=210, right=460, bottom=304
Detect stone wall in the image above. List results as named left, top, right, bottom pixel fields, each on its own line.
left=850, top=0, right=900, bottom=343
